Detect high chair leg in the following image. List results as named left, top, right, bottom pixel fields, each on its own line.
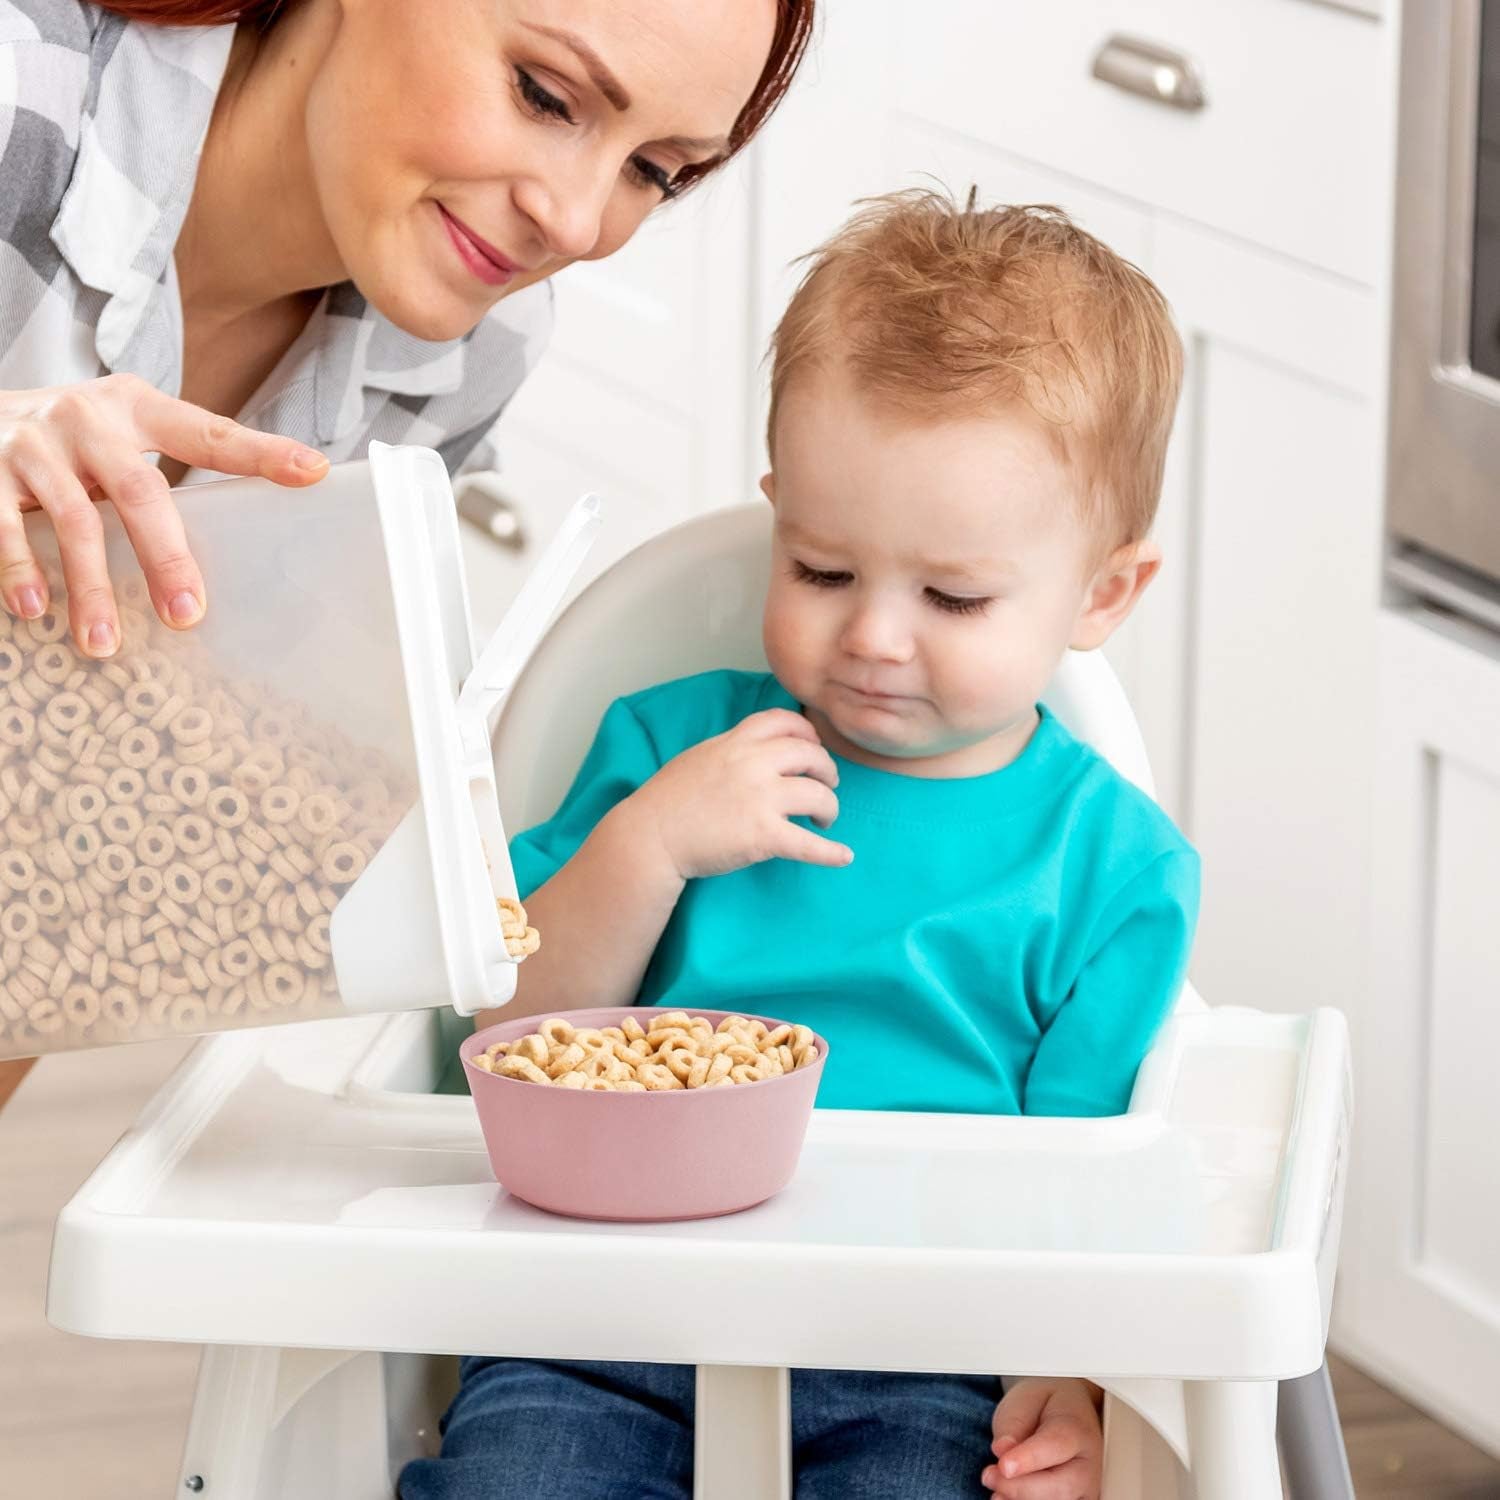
left=1184, top=1378, right=1283, bottom=1500
left=693, top=1364, right=792, bottom=1500
left=1276, top=1361, right=1355, bottom=1500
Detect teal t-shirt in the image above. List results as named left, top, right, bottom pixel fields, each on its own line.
left=510, top=670, right=1200, bottom=1117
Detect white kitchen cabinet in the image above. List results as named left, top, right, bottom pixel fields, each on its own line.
left=1334, top=607, right=1500, bottom=1457
left=1159, top=223, right=1383, bottom=1017
left=460, top=153, right=760, bottom=641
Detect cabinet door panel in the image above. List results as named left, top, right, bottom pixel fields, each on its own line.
left=896, top=0, right=1383, bottom=283
left=1164, top=223, right=1380, bottom=1015
left=1337, top=611, right=1500, bottom=1460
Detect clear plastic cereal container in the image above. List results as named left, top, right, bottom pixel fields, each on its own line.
left=0, top=443, right=600, bottom=1059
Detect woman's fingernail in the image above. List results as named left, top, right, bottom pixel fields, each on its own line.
left=87, top=621, right=117, bottom=656
left=167, top=591, right=202, bottom=625
left=294, top=447, right=328, bottom=472
left=17, top=586, right=43, bottom=618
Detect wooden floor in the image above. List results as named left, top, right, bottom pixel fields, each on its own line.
left=2, top=1043, right=1499, bottom=1498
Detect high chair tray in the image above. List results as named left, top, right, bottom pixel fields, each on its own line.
left=47, top=1004, right=1349, bottom=1382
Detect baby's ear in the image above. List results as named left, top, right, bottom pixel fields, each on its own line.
left=1070, top=540, right=1161, bottom=651
left=758, top=472, right=776, bottom=505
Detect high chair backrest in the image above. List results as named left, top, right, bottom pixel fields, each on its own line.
left=494, top=504, right=1157, bottom=835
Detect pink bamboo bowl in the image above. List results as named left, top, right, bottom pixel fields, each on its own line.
left=460, top=1007, right=828, bottom=1221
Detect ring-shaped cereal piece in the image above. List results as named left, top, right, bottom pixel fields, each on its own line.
left=62, top=984, right=100, bottom=1028
left=123, top=680, right=168, bottom=720
left=172, top=813, right=215, bottom=858
left=256, top=783, right=299, bottom=826
left=497, top=1056, right=550, bottom=1085
left=169, top=705, right=213, bottom=745
left=202, top=863, right=245, bottom=906
left=44, top=691, right=88, bottom=733
left=219, top=938, right=257, bottom=979
left=169, top=765, right=210, bottom=808
left=289, top=794, right=336, bottom=840
left=6, top=813, right=43, bottom=848
left=0, top=903, right=38, bottom=941
left=162, top=862, right=202, bottom=904
left=0, top=641, right=22, bottom=681
left=63, top=823, right=103, bottom=867
left=658, top=1043, right=700, bottom=1083
left=1, top=849, right=36, bottom=892
left=537, top=1017, right=575, bottom=1048
left=100, top=985, right=139, bottom=1028
left=304, top=911, right=331, bottom=954
left=320, top=841, right=365, bottom=885
left=505, top=927, right=540, bottom=959
left=33, top=643, right=75, bottom=684
left=637, top=1062, right=680, bottom=1091
left=31, top=878, right=64, bottom=919
left=66, top=783, right=107, bottom=825
left=135, top=825, right=176, bottom=868
left=99, top=804, right=143, bottom=845
left=545, top=1042, right=587, bottom=1078
left=0, top=706, right=35, bottom=747
left=93, top=843, right=136, bottom=886
left=104, top=767, right=145, bottom=805
left=27, top=996, right=64, bottom=1033
left=168, top=993, right=208, bottom=1032
left=119, top=725, right=160, bottom=769
left=207, top=786, right=249, bottom=829
left=126, top=865, right=165, bottom=904
left=23, top=610, right=68, bottom=645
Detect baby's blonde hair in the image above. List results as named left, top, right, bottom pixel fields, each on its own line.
left=767, top=189, right=1183, bottom=550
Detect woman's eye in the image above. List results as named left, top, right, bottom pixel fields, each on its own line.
left=516, top=67, right=574, bottom=124
left=791, top=560, right=851, bottom=588
left=926, top=588, right=992, bottom=617
left=628, top=155, right=679, bottom=199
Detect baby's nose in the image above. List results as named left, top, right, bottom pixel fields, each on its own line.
left=840, top=606, right=913, bottom=662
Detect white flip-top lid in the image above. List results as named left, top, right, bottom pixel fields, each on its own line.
left=354, top=443, right=602, bottom=1017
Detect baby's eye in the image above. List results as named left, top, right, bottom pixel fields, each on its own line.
left=925, top=588, right=992, bottom=617
left=515, top=67, right=574, bottom=124
left=790, top=560, right=852, bottom=588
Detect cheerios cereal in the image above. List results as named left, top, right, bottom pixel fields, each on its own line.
left=469, top=1012, right=819, bottom=1091
left=0, top=574, right=538, bottom=1059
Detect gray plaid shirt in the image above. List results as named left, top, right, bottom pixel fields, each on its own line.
left=0, top=0, right=552, bottom=475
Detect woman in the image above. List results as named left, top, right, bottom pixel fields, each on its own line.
left=0, top=0, right=813, bottom=1103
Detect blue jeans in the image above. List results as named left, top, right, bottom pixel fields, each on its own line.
left=399, top=1357, right=1001, bottom=1499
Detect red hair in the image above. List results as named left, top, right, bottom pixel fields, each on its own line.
left=91, top=1, right=814, bottom=182
left=768, top=190, right=1184, bottom=551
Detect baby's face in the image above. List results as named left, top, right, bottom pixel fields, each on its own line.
left=762, top=377, right=1105, bottom=776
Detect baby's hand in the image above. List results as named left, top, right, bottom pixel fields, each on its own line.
left=628, top=708, right=852, bottom=880
left=983, top=1377, right=1103, bottom=1500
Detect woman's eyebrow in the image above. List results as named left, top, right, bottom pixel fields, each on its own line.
left=517, top=22, right=730, bottom=155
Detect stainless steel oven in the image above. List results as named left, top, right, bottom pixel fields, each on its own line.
left=1388, top=0, right=1500, bottom=632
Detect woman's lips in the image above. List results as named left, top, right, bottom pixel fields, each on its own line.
left=438, top=205, right=519, bottom=287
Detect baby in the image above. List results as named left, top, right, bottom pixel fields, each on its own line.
left=403, top=190, right=1199, bottom=1500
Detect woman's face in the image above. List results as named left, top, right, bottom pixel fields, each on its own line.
left=304, top=0, right=777, bottom=340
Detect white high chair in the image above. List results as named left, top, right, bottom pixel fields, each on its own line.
left=46, top=504, right=1354, bottom=1500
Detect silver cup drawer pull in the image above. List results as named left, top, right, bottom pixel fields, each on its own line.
left=456, top=473, right=527, bottom=552
left=1091, top=34, right=1207, bottom=112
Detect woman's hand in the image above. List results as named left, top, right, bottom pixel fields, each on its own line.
left=627, top=707, right=853, bottom=880
left=0, top=374, right=329, bottom=656
left=983, top=1377, right=1104, bottom=1500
